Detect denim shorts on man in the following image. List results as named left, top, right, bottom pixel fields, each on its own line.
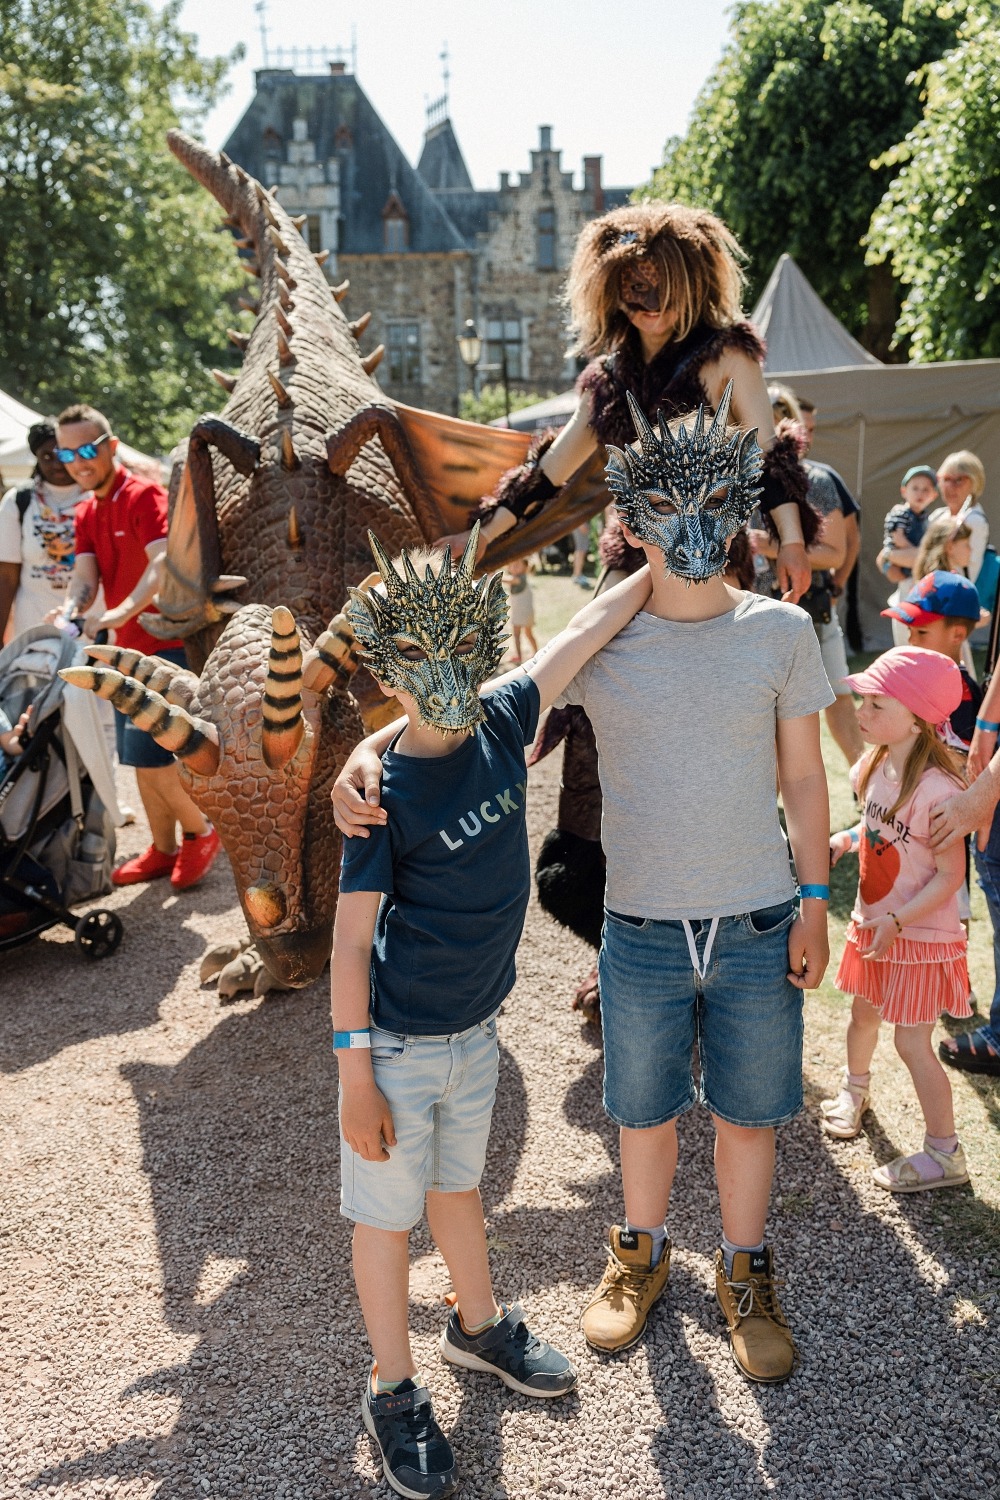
left=114, top=645, right=187, bottom=769
left=598, top=901, right=803, bottom=1129
left=340, top=1014, right=500, bottom=1232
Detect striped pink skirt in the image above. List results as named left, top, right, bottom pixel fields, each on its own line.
left=835, top=920, right=971, bottom=1026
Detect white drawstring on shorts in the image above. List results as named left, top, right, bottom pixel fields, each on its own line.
left=681, top=916, right=720, bottom=980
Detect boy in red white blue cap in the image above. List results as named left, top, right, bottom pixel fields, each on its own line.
left=882, top=572, right=982, bottom=746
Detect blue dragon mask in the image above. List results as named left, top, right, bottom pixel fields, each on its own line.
left=604, top=382, right=763, bottom=582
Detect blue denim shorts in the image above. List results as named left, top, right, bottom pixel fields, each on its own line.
left=339, top=1014, right=500, bottom=1232
left=114, top=645, right=187, bottom=769
left=598, top=901, right=803, bottom=1129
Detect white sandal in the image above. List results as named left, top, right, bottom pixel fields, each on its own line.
left=820, top=1073, right=870, bottom=1139
left=872, top=1140, right=969, bottom=1193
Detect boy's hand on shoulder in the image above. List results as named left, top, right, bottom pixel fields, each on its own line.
left=787, top=905, right=829, bottom=990
left=332, top=743, right=389, bottom=838
left=340, top=1075, right=397, bottom=1161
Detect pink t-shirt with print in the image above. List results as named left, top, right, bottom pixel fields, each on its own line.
left=849, top=759, right=963, bottom=942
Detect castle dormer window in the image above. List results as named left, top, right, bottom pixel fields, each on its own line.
left=382, top=191, right=409, bottom=252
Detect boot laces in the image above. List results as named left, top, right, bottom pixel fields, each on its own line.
left=726, top=1271, right=788, bottom=1325
left=606, top=1253, right=656, bottom=1305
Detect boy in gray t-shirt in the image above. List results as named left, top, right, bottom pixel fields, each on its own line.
left=335, top=389, right=834, bottom=1387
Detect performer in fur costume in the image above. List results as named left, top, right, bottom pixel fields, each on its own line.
left=443, top=202, right=820, bottom=1015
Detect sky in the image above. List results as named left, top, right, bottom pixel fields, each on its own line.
left=160, top=0, right=735, bottom=191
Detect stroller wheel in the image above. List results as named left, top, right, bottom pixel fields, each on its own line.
left=74, top=909, right=124, bottom=960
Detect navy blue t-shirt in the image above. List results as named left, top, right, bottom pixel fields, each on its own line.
left=339, top=677, right=541, bottom=1035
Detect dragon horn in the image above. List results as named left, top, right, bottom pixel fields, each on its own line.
left=60, top=668, right=219, bottom=773
left=458, top=522, right=481, bottom=579
left=708, top=380, right=735, bottom=439
left=261, top=606, right=304, bottom=771
left=302, top=571, right=381, bottom=693
left=657, top=409, right=675, bottom=447
left=625, top=391, right=660, bottom=456
left=83, top=645, right=199, bottom=707
left=367, top=531, right=402, bottom=597
left=401, top=550, right=423, bottom=589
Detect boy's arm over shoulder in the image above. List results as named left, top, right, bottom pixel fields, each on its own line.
left=525, top=565, right=651, bottom=713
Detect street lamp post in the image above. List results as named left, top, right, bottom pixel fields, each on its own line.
left=457, top=319, right=482, bottom=400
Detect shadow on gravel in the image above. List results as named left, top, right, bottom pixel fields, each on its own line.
left=33, top=997, right=530, bottom=1498
left=0, top=877, right=236, bottom=1074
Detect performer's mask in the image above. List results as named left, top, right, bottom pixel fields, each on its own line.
left=347, top=524, right=508, bottom=733
left=605, top=384, right=763, bottom=583
left=619, top=259, right=662, bottom=314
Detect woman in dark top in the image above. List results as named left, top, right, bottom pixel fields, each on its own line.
left=441, top=202, right=819, bottom=599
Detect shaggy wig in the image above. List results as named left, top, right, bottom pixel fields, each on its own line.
left=565, top=202, right=748, bottom=359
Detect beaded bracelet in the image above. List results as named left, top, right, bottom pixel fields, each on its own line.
left=886, top=912, right=904, bottom=935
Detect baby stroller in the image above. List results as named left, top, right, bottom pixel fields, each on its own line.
left=0, top=625, right=123, bottom=959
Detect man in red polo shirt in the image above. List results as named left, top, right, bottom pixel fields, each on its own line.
left=50, top=403, right=220, bottom=890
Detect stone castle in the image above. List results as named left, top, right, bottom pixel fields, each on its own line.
left=222, top=63, right=631, bottom=414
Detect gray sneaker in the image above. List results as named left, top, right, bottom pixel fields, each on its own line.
left=440, top=1301, right=577, bottom=1398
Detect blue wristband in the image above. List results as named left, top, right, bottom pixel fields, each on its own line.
left=798, top=884, right=831, bottom=901
left=849, top=828, right=860, bottom=847
left=333, top=1029, right=371, bottom=1051
left=975, top=717, right=1000, bottom=734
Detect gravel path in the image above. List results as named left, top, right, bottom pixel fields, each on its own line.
left=2, top=757, right=998, bottom=1500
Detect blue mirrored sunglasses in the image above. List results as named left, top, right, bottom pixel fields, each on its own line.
left=53, top=434, right=112, bottom=463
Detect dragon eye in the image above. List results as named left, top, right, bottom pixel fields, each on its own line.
left=454, top=631, right=480, bottom=657
left=704, top=483, right=730, bottom=512
left=394, top=637, right=428, bottom=662
left=647, top=491, right=678, bottom=516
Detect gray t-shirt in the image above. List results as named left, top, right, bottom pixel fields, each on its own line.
left=557, top=593, right=835, bottom=919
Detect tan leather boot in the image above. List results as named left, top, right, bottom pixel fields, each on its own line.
left=715, top=1247, right=796, bottom=1383
left=580, top=1227, right=671, bottom=1352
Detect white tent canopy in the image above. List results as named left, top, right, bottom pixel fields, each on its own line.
left=750, top=254, right=881, bottom=373
left=0, top=383, right=162, bottom=485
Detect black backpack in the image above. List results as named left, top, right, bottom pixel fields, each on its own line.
left=15, top=485, right=33, bottom=526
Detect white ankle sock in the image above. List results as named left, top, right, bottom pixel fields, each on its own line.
left=722, top=1234, right=765, bottom=1278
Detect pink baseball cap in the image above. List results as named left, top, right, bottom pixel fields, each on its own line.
left=843, top=646, right=962, bottom=725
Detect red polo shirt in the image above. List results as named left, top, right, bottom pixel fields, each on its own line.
left=74, top=467, right=182, bottom=654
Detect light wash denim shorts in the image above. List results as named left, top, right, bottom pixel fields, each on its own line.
left=339, top=1014, right=500, bottom=1232
left=598, top=901, right=803, bottom=1130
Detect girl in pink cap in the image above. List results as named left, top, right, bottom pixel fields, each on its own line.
left=824, top=646, right=972, bottom=1192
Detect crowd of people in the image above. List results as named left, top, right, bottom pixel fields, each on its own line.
left=0, top=406, right=220, bottom=892
left=324, top=204, right=997, bottom=1499
left=2, top=198, right=997, bottom=1500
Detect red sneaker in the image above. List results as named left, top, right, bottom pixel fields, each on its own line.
left=171, top=828, right=222, bottom=891
left=112, top=843, right=177, bottom=886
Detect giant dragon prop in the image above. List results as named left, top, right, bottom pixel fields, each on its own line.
left=62, top=130, right=606, bottom=995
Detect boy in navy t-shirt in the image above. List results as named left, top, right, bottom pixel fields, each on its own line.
left=332, top=526, right=650, bottom=1499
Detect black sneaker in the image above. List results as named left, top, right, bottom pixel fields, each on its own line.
left=440, top=1301, right=577, bottom=1398
left=361, top=1371, right=458, bottom=1499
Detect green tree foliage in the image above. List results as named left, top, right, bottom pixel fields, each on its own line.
left=866, top=7, right=1000, bottom=359
left=458, top=385, right=557, bottom=425
left=645, top=1, right=966, bottom=356
left=0, top=0, right=243, bottom=452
